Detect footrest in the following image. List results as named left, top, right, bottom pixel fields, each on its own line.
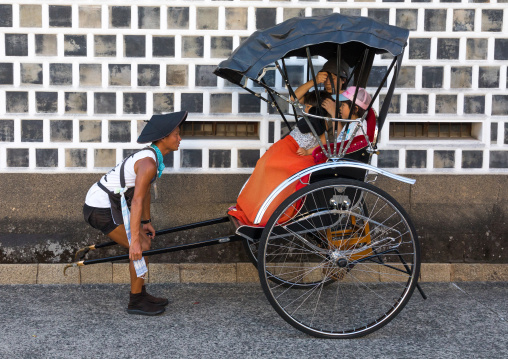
left=228, top=210, right=264, bottom=241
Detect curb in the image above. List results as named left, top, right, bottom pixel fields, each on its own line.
left=0, top=263, right=506, bottom=285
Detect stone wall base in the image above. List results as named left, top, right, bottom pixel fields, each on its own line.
left=1, top=173, right=507, bottom=264
left=0, top=263, right=506, bottom=285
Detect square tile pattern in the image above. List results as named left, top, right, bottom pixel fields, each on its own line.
left=0, top=2, right=506, bottom=170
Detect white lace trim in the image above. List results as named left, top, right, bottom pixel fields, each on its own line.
left=290, top=127, right=320, bottom=150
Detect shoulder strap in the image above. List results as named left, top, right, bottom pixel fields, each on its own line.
left=97, top=180, right=113, bottom=195
left=119, top=157, right=128, bottom=188
left=101, top=147, right=159, bottom=189
left=121, top=147, right=159, bottom=187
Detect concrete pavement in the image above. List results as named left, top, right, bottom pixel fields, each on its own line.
left=0, top=282, right=507, bottom=358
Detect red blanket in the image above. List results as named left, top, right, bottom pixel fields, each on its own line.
left=229, top=135, right=315, bottom=226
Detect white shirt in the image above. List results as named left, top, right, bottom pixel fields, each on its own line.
left=290, top=126, right=320, bottom=150
left=85, top=149, right=157, bottom=208
left=338, top=121, right=368, bottom=142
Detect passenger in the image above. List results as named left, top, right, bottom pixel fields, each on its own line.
left=335, top=86, right=372, bottom=141
left=83, top=111, right=187, bottom=316
left=301, top=90, right=332, bottom=113
left=296, top=91, right=332, bottom=156
left=312, top=86, right=376, bottom=165
left=294, top=57, right=349, bottom=117
left=229, top=94, right=330, bottom=227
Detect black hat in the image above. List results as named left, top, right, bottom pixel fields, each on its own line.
left=319, top=57, right=349, bottom=79
left=137, top=111, right=188, bottom=144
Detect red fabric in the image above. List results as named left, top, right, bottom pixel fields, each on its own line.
left=228, top=135, right=315, bottom=226
left=312, top=108, right=377, bottom=164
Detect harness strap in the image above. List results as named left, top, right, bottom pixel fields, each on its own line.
left=96, top=180, right=113, bottom=197
left=96, top=147, right=159, bottom=227
left=100, top=147, right=159, bottom=196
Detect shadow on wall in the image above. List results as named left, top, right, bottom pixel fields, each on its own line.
left=0, top=174, right=507, bottom=264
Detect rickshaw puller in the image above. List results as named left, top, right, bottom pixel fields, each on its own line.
left=83, top=111, right=187, bottom=316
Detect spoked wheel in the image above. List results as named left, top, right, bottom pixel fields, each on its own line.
left=243, top=231, right=335, bottom=288
left=257, top=178, right=420, bottom=338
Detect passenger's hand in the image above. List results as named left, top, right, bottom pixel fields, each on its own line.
left=296, top=148, right=307, bottom=156
left=322, top=99, right=337, bottom=117
left=143, top=222, right=156, bottom=239
left=129, top=241, right=143, bottom=261
left=316, top=72, right=328, bottom=84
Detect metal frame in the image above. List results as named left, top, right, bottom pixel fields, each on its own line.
left=64, top=217, right=236, bottom=274
left=253, top=160, right=415, bottom=224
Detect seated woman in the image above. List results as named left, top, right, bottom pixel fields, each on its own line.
left=294, top=57, right=349, bottom=104
left=312, top=86, right=375, bottom=164
left=229, top=96, right=330, bottom=227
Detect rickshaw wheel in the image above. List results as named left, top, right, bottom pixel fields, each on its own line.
left=257, top=178, right=420, bottom=338
left=243, top=232, right=336, bottom=288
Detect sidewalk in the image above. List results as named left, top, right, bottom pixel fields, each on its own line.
left=0, top=282, right=507, bottom=358
left=0, top=262, right=507, bottom=285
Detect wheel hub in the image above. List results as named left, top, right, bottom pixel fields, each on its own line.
left=329, top=250, right=349, bottom=267
left=337, top=257, right=348, bottom=268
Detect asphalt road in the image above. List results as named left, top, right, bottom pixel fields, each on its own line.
left=0, top=282, right=507, bottom=358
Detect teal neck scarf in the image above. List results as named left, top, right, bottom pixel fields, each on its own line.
left=150, top=144, right=165, bottom=178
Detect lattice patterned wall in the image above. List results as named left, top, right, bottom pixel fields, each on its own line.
left=0, top=0, right=507, bottom=173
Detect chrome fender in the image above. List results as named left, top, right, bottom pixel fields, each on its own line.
left=253, top=161, right=416, bottom=224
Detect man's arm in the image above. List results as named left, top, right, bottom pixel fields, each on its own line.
left=141, top=185, right=151, bottom=221
left=129, top=158, right=157, bottom=261
left=141, top=185, right=156, bottom=239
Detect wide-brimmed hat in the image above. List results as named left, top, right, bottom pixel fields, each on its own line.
left=338, top=86, right=371, bottom=110
left=137, top=111, right=188, bottom=144
left=319, top=57, right=349, bottom=79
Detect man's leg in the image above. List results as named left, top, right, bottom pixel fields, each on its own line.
left=136, top=232, right=169, bottom=306
left=107, top=225, right=145, bottom=294
left=106, top=225, right=164, bottom=315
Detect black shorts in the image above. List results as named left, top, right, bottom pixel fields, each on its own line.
left=83, top=204, right=119, bottom=235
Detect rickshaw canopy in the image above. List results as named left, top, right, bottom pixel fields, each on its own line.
left=214, top=13, right=410, bottom=85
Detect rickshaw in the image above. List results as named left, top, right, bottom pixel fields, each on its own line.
left=65, top=13, right=426, bottom=339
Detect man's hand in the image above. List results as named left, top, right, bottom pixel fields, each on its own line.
left=129, top=240, right=143, bottom=261
left=293, top=72, right=329, bottom=102
left=143, top=222, right=156, bottom=239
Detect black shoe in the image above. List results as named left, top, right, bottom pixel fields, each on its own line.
left=127, top=292, right=165, bottom=316
left=141, top=285, right=169, bottom=307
